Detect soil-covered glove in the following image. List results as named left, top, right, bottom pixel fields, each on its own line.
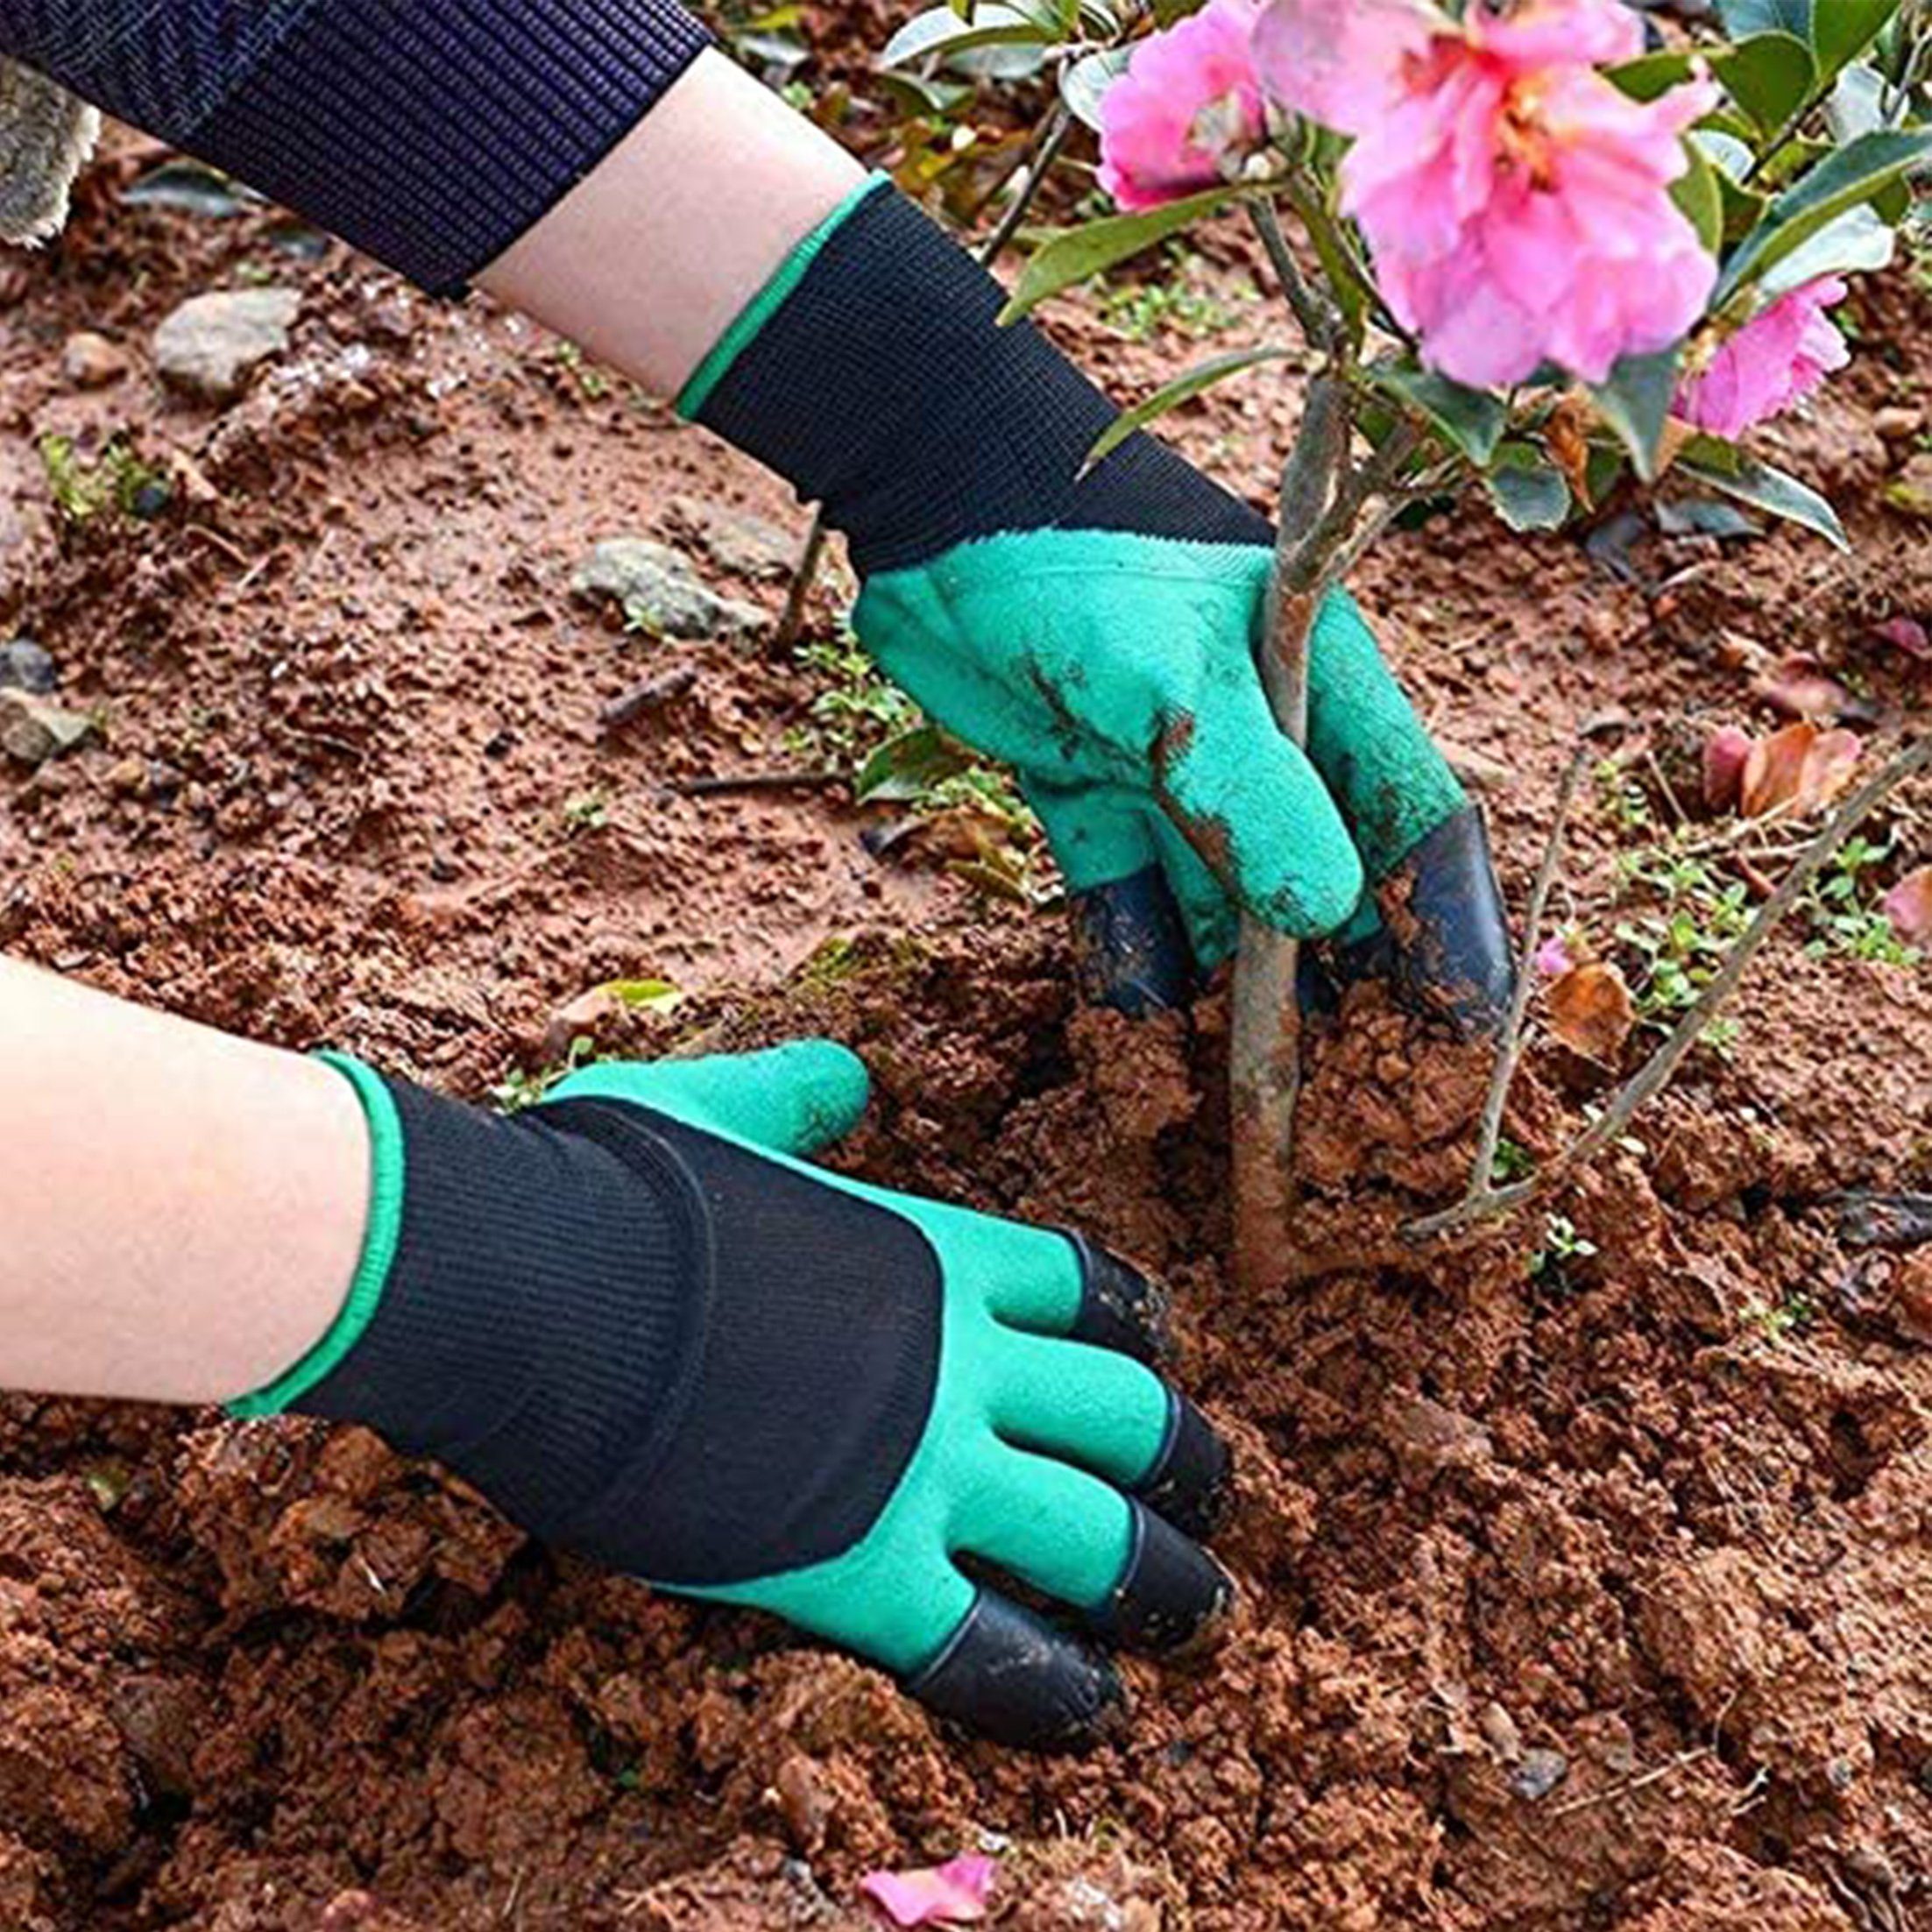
left=233, top=1043, right=1234, bottom=1751
left=684, top=177, right=1511, bottom=1028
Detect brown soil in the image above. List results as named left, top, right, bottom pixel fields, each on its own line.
left=3, top=27, right=1931, bottom=1932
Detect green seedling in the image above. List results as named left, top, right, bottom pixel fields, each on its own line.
left=39, top=434, right=171, bottom=525
left=563, top=789, right=612, bottom=833
left=1805, top=838, right=1923, bottom=966
left=1528, top=1214, right=1597, bottom=1291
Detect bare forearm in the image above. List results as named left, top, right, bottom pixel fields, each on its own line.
left=0, top=959, right=366, bottom=1405
left=481, top=50, right=863, bottom=399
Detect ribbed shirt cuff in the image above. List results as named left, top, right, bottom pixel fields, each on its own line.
left=189, top=0, right=714, bottom=296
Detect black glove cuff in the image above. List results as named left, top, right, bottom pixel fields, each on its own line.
left=694, top=184, right=1267, bottom=576
left=295, top=1079, right=941, bottom=1589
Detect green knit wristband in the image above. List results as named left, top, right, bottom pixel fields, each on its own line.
left=675, top=171, right=891, bottom=421
left=225, top=1052, right=407, bottom=1419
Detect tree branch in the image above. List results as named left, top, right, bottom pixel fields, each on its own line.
left=1405, top=734, right=1932, bottom=1243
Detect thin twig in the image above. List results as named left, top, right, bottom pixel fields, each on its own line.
left=1545, top=1746, right=1712, bottom=1819
left=1249, top=198, right=1337, bottom=356
left=1405, top=735, right=1931, bottom=1242
left=600, top=662, right=698, bottom=732
left=1462, top=745, right=1591, bottom=1211
left=674, top=768, right=843, bottom=798
left=983, top=103, right=1075, bottom=263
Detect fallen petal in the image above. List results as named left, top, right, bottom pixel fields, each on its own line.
left=1702, top=725, right=1754, bottom=814
left=1546, top=962, right=1636, bottom=1065
left=1741, top=721, right=1820, bottom=818
left=861, top=1854, right=997, bottom=1928
left=1534, top=934, right=1575, bottom=978
left=1752, top=655, right=1871, bottom=724
left=1794, top=727, right=1861, bottom=814
left=1873, top=616, right=1931, bottom=662
left=1882, top=867, right=1932, bottom=944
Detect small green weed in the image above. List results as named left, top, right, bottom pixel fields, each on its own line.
left=1804, top=838, right=1922, bottom=965
left=1613, top=846, right=1751, bottom=1020
left=490, top=1037, right=597, bottom=1115
left=563, top=789, right=612, bottom=833
left=785, top=628, right=918, bottom=769
left=39, top=434, right=170, bottom=524
left=1528, top=1214, right=1597, bottom=1290
left=1096, top=248, right=1243, bottom=343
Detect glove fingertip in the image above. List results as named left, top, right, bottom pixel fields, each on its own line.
left=772, top=1039, right=874, bottom=1148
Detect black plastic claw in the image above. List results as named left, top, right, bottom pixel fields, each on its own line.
left=1088, top=1504, right=1235, bottom=1655
left=904, top=1591, right=1127, bottom=1751
left=1065, top=1233, right=1172, bottom=1366
left=1331, top=805, right=1516, bottom=1039
left=1069, top=867, right=1193, bottom=1017
left=1134, top=1392, right=1234, bottom=1540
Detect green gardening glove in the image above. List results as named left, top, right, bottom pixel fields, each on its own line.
left=683, top=176, right=1511, bottom=1025
left=238, top=1043, right=1235, bottom=1751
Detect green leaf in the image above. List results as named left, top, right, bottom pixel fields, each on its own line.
left=1827, top=62, right=1888, bottom=142
left=1367, top=362, right=1508, bottom=466
left=1084, top=345, right=1296, bottom=470
left=1754, top=201, right=1895, bottom=301
left=1716, top=127, right=1932, bottom=301
left=1812, top=0, right=1901, bottom=82
left=1671, top=140, right=1726, bottom=254
left=1061, top=46, right=1130, bottom=130
left=1588, top=349, right=1682, bottom=484
left=1710, top=32, right=1816, bottom=133
left=1486, top=448, right=1572, bottom=532
left=856, top=725, right=975, bottom=804
left=602, top=979, right=685, bottom=1014
left=1680, top=439, right=1847, bottom=547
left=880, top=4, right=1053, bottom=68
left=999, top=188, right=1232, bottom=321
left=1606, top=51, right=1696, bottom=102
left=1718, top=0, right=1810, bottom=36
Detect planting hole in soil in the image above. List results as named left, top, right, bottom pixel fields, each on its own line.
left=2, top=3, right=1931, bottom=1928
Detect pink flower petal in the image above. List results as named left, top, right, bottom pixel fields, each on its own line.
left=1881, top=867, right=1932, bottom=944
left=1703, top=725, right=1754, bottom=814
left=860, top=1854, right=997, bottom=1928
left=1535, top=934, right=1576, bottom=977
left=1099, top=0, right=1268, bottom=210
left=1679, top=278, right=1851, bottom=439
left=1873, top=616, right=1931, bottom=662
left=1259, top=0, right=1716, bottom=386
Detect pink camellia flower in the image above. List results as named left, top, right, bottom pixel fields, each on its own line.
left=1676, top=277, right=1851, bottom=439
left=1534, top=933, right=1576, bottom=977
left=1099, top=0, right=1267, bottom=212
left=1255, top=0, right=1719, bottom=386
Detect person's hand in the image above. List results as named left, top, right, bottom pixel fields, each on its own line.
left=270, top=1044, right=1234, bottom=1751
left=685, top=180, right=1511, bottom=1024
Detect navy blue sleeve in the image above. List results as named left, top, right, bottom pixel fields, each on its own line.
left=0, top=1, right=714, bottom=294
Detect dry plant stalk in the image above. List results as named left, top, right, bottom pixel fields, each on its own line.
left=1405, top=732, right=1932, bottom=1244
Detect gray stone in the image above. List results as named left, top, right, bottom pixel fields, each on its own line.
left=0, top=690, right=93, bottom=765
left=571, top=537, right=767, bottom=642
left=154, top=287, right=301, bottom=402
left=1510, top=1748, right=1569, bottom=1802
left=0, top=638, right=56, bottom=694
left=666, top=495, right=799, bottom=581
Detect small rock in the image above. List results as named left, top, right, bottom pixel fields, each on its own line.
left=666, top=495, right=799, bottom=580
left=154, top=287, right=301, bottom=402
left=0, top=691, right=94, bottom=766
left=0, top=638, right=56, bottom=694
left=61, top=331, right=130, bottom=390
left=107, top=756, right=146, bottom=796
left=571, top=538, right=767, bottom=642
left=773, top=1753, right=830, bottom=1854
left=1874, top=404, right=1924, bottom=443
left=1511, top=1747, right=1569, bottom=1801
